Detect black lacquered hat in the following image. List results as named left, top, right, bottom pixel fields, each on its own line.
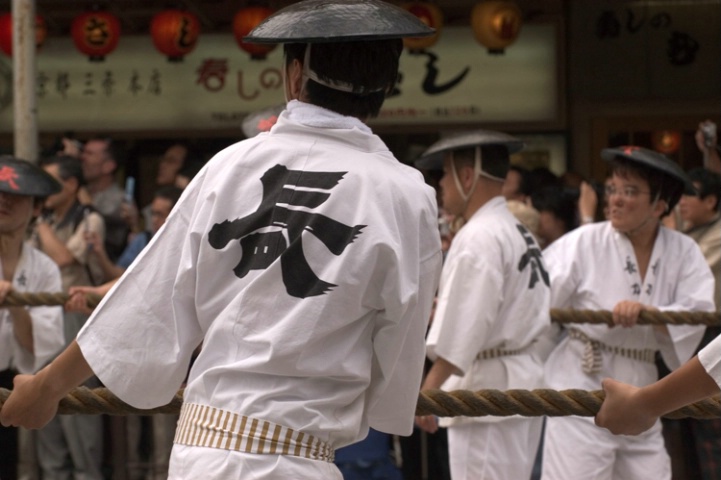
left=415, top=130, right=525, bottom=171
left=0, top=155, right=61, bottom=197
left=244, top=0, right=435, bottom=44
left=601, top=146, right=695, bottom=195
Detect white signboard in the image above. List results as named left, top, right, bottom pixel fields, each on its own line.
left=0, top=24, right=558, bottom=132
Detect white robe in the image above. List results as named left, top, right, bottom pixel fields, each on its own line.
left=0, top=243, right=64, bottom=374
left=77, top=101, right=442, bottom=479
left=427, top=197, right=552, bottom=427
left=544, top=221, right=714, bottom=390
left=700, top=333, right=721, bottom=390
left=541, top=221, right=715, bottom=480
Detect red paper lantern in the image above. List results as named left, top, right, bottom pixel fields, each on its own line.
left=401, top=2, right=443, bottom=52
left=652, top=130, right=682, bottom=155
left=471, top=1, right=523, bottom=55
left=233, top=7, right=277, bottom=60
left=71, top=11, right=121, bottom=62
left=0, top=13, right=47, bottom=57
left=150, top=9, right=200, bottom=62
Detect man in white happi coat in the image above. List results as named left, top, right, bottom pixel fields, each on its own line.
left=541, top=146, right=715, bottom=480
left=414, top=131, right=551, bottom=480
left=0, top=2, right=443, bottom=479
left=0, top=156, right=64, bottom=480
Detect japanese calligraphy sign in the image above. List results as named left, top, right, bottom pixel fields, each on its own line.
left=0, top=25, right=558, bottom=132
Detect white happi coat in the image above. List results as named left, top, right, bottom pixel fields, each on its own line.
left=426, top=197, right=551, bottom=428
left=541, top=221, right=715, bottom=480
left=0, top=244, right=63, bottom=374
left=544, top=221, right=714, bottom=390
left=77, top=101, right=442, bottom=479
left=700, top=333, right=721, bottom=390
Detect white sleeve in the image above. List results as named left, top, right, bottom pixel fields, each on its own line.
left=77, top=175, right=206, bottom=409
left=426, top=249, right=504, bottom=376
left=12, top=257, right=64, bottom=374
left=367, top=249, right=442, bottom=436
left=657, top=241, right=715, bottom=370
left=699, top=333, right=721, bottom=390
left=543, top=236, right=580, bottom=309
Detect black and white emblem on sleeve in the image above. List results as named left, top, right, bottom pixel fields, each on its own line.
left=208, top=165, right=365, bottom=298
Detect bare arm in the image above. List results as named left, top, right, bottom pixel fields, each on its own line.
left=34, top=222, right=76, bottom=267
left=415, top=356, right=460, bottom=433
left=0, top=340, right=94, bottom=429
left=595, top=356, right=719, bottom=435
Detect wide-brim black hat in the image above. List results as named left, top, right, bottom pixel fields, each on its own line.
left=0, top=155, right=61, bottom=197
left=601, top=146, right=695, bottom=195
left=415, top=130, right=525, bottom=171
left=244, top=0, right=435, bottom=44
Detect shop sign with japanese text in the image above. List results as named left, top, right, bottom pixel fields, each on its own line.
left=0, top=24, right=557, bottom=132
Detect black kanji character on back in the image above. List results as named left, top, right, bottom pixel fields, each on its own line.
left=516, top=224, right=550, bottom=289
left=208, top=164, right=365, bottom=298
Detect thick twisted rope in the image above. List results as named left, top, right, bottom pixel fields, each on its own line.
left=2, top=291, right=717, bottom=326
left=1, top=291, right=102, bottom=309
left=1, top=387, right=719, bottom=419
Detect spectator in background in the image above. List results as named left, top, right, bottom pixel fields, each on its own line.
left=87, top=186, right=183, bottom=281
left=33, top=155, right=105, bottom=480
left=668, top=167, right=721, bottom=479
left=531, top=186, right=578, bottom=249
left=503, top=165, right=541, bottom=238
left=697, top=120, right=720, bottom=174
left=79, top=137, right=129, bottom=262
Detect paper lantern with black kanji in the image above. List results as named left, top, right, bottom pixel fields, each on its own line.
left=471, top=1, right=523, bottom=55
left=71, top=11, right=121, bottom=62
left=401, top=2, right=442, bottom=52
left=233, top=6, right=277, bottom=60
left=150, top=9, right=200, bottom=62
left=0, top=13, right=47, bottom=57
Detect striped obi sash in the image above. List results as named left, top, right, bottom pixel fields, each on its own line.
left=174, top=403, right=335, bottom=462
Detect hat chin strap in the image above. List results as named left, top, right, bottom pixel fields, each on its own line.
left=301, top=44, right=385, bottom=95
left=450, top=147, right=505, bottom=205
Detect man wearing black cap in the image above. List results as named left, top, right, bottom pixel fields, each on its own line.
left=540, top=146, right=715, bottom=480
left=0, top=156, right=64, bottom=480
left=414, top=130, right=551, bottom=480
left=0, top=2, right=442, bottom=479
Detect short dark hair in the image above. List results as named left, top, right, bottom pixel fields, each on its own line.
left=87, top=136, right=126, bottom=173
left=609, top=157, right=684, bottom=216
left=508, top=165, right=533, bottom=196
left=40, top=155, right=85, bottom=187
left=532, top=186, right=578, bottom=233
left=284, top=40, right=402, bottom=119
left=154, top=185, right=183, bottom=208
left=687, top=167, right=721, bottom=212
left=451, top=145, right=510, bottom=181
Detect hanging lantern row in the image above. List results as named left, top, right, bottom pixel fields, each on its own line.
left=401, top=2, right=443, bottom=53
left=0, top=2, right=522, bottom=62
left=0, top=6, right=277, bottom=63
left=402, top=0, right=523, bottom=55
left=0, top=13, right=47, bottom=56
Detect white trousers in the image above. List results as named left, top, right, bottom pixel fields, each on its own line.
left=447, top=417, right=543, bottom=480
left=541, top=415, right=670, bottom=480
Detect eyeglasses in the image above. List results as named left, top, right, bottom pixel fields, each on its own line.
left=604, top=185, right=651, bottom=199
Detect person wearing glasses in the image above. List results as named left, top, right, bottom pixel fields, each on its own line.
left=539, top=146, right=715, bottom=480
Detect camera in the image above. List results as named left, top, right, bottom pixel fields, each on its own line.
left=701, top=121, right=717, bottom=148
